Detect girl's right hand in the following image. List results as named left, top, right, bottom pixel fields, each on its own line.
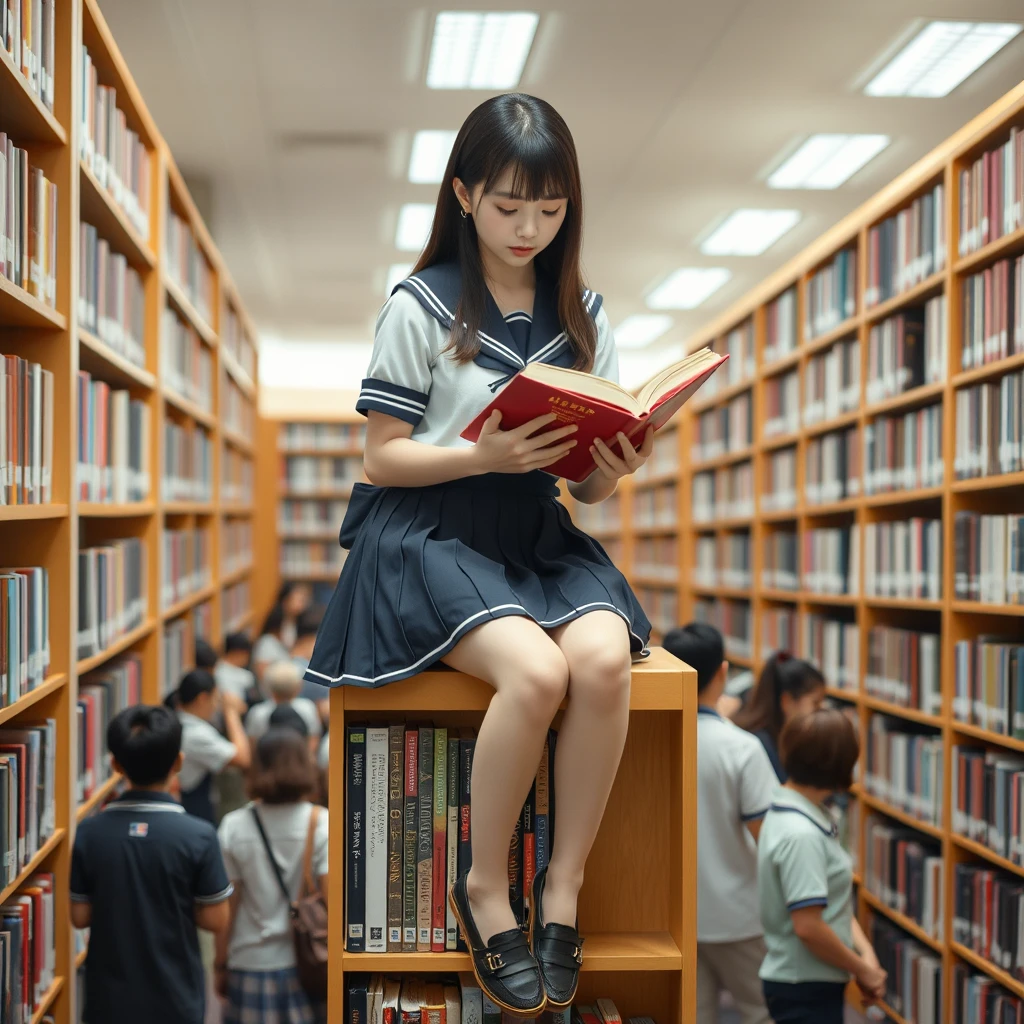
left=855, top=960, right=887, bottom=1002
left=471, top=410, right=578, bottom=474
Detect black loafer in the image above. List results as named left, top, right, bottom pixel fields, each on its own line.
left=449, top=873, right=547, bottom=1017
left=529, top=866, right=584, bottom=1008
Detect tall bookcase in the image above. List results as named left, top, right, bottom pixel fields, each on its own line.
left=1, top=1, right=259, bottom=1019
left=583, top=80, right=1024, bottom=1019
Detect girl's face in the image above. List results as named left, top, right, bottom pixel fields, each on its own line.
left=457, top=169, right=567, bottom=271
left=780, top=684, right=825, bottom=725
left=283, top=584, right=311, bottom=618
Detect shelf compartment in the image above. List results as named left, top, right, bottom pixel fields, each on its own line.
left=78, top=328, right=155, bottom=389
left=862, top=487, right=945, bottom=507
left=858, top=791, right=944, bottom=841
left=952, top=721, right=1024, bottom=754
left=863, top=381, right=946, bottom=418
left=863, top=597, right=943, bottom=612
left=0, top=275, right=67, bottom=330
left=861, top=694, right=942, bottom=728
left=0, top=45, right=66, bottom=144
left=79, top=160, right=156, bottom=270
left=952, top=351, right=1024, bottom=388
left=162, top=387, right=216, bottom=429
left=863, top=271, right=946, bottom=323
left=952, top=471, right=1024, bottom=493
left=860, top=889, right=943, bottom=954
left=954, top=223, right=1024, bottom=275
left=953, top=942, right=1024, bottom=1001
left=76, top=772, right=123, bottom=822
left=690, top=377, right=755, bottom=415
left=803, top=315, right=861, bottom=355
left=222, top=427, right=255, bottom=455
left=164, top=276, right=216, bottom=345
left=0, top=829, right=66, bottom=906
left=161, top=583, right=217, bottom=621
left=0, top=504, right=69, bottom=522
left=76, top=619, right=156, bottom=676
left=802, top=409, right=861, bottom=440
left=0, top=674, right=68, bottom=727
left=78, top=501, right=156, bottom=518
left=952, top=833, right=1024, bottom=881
left=951, top=600, right=1024, bottom=617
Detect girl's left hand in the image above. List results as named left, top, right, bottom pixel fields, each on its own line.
left=590, top=428, right=654, bottom=480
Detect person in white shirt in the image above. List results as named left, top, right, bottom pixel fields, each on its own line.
left=215, top=633, right=257, bottom=701
left=664, top=623, right=777, bottom=1024
left=246, top=661, right=322, bottom=747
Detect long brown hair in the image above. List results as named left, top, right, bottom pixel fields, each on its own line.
left=413, top=93, right=597, bottom=371
left=734, top=652, right=825, bottom=747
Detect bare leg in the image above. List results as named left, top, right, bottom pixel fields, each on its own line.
left=442, top=616, right=568, bottom=943
left=544, top=611, right=632, bottom=926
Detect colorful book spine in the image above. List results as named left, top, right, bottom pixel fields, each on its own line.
left=402, top=727, right=418, bottom=951
left=345, top=725, right=366, bottom=952
left=387, top=724, right=404, bottom=952
left=431, top=727, right=447, bottom=952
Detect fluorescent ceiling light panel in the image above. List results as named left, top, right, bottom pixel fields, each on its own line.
left=395, top=203, right=435, bottom=252
left=864, top=21, right=1022, bottom=97
left=427, top=12, right=539, bottom=90
left=386, top=263, right=414, bottom=295
left=409, top=130, right=459, bottom=184
left=768, top=134, right=890, bottom=190
left=614, top=314, right=674, bottom=350
left=700, top=209, right=801, bottom=257
left=646, top=268, right=731, bottom=310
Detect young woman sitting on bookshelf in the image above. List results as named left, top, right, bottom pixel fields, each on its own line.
left=304, top=93, right=656, bottom=1017
left=734, top=652, right=826, bottom=781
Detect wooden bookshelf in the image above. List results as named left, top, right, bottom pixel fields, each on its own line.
left=327, top=648, right=699, bottom=1023
left=0, top=1, right=260, bottom=1019
left=573, top=78, right=1024, bottom=1016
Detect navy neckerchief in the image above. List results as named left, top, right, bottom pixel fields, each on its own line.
left=394, top=262, right=603, bottom=387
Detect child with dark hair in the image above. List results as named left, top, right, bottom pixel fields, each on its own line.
left=70, top=705, right=233, bottom=1024
left=268, top=703, right=310, bottom=737
left=758, top=708, right=885, bottom=1024
left=734, top=652, right=826, bottom=781
left=195, top=638, right=218, bottom=670
left=215, top=632, right=256, bottom=700
left=664, top=623, right=775, bottom=1024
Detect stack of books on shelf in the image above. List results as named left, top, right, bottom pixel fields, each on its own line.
left=221, top=307, right=257, bottom=385
left=279, top=498, right=349, bottom=537
left=865, top=300, right=947, bottom=404
left=222, top=520, right=252, bottom=575
left=160, top=527, right=211, bottom=608
left=865, top=182, right=946, bottom=306
left=953, top=745, right=1024, bottom=864
left=282, top=455, right=362, bottom=495
left=2, top=2, right=57, bottom=111
left=870, top=918, right=942, bottom=1024
left=693, top=536, right=716, bottom=589
left=802, top=337, right=859, bottom=426
left=953, top=512, right=1024, bottom=606
left=80, top=45, right=153, bottom=241
left=162, top=420, right=212, bottom=502
left=805, top=248, right=856, bottom=338
left=161, top=308, right=212, bottom=412
left=0, top=719, right=57, bottom=877
left=161, top=619, right=189, bottom=698
left=1, top=353, right=55, bottom=505
left=691, top=473, right=714, bottom=524
left=0, top=565, right=49, bottom=703
left=764, top=288, right=797, bottom=365
left=864, top=716, right=942, bottom=827
left=720, top=533, right=751, bottom=589
left=864, top=518, right=943, bottom=601
left=720, top=462, right=753, bottom=518
left=694, top=599, right=751, bottom=660
left=954, top=369, right=1023, bottom=479
left=805, top=427, right=860, bottom=505
left=802, top=614, right=858, bottom=691
left=952, top=637, right=1024, bottom=735
left=802, top=526, right=859, bottom=596
left=164, top=204, right=212, bottom=323
left=223, top=378, right=254, bottom=441
left=222, top=581, right=250, bottom=633
left=572, top=495, right=620, bottom=535
left=865, top=626, right=940, bottom=715
left=953, top=967, right=1023, bottom=1023
left=960, top=256, right=1023, bottom=369
left=78, top=222, right=146, bottom=365
left=0, top=134, right=59, bottom=308
left=863, top=405, right=944, bottom=494
left=632, top=484, right=676, bottom=530
left=76, top=371, right=150, bottom=503
left=279, top=421, right=366, bottom=452
left=222, top=447, right=253, bottom=505
left=762, top=530, right=798, bottom=591
left=958, top=129, right=1024, bottom=257
left=76, top=539, right=146, bottom=660
left=633, top=428, right=678, bottom=481
left=77, top=654, right=142, bottom=802
left=953, top=862, right=1024, bottom=979
left=761, top=606, right=796, bottom=661
left=633, top=536, right=677, bottom=582
left=0, top=871, right=57, bottom=1022
left=763, top=370, right=799, bottom=438
left=280, top=541, right=346, bottom=579
left=761, top=448, right=797, bottom=512
left=636, top=586, right=677, bottom=638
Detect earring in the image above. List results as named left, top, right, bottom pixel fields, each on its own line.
left=460, top=208, right=468, bottom=219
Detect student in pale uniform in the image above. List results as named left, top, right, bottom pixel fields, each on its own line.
left=302, top=93, right=657, bottom=1017
left=664, top=623, right=775, bottom=1024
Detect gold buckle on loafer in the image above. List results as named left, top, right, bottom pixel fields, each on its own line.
left=485, top=952, right=506, bottom=972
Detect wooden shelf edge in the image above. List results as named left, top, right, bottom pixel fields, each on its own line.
left=952, top=942, right=1024, bottom=1001
left=952, top=833, right=1024, bottom=881
left=954, top=223, right=1024, bottom=275
left=0, top=45, right=67, bottom=143
left=858, top=791, right=944, bottom=841
left=222, top=428, right=255, bottom=454
left=75, top=948, right=87, bottom=969
left=861, top=694, right=942, bottom=727
left=163, top=501, right=215, bottom=515
left=220, top=564, right=254, bottom=586
left=803, top=314, right=861, bottom=354
left=863, top=270, right=946, bottom=323
left=78, top=328, right=156, bottom=388
left=30, top=975, right=64, bottom=1024
left=860, top=889, right=943, bottom=953
left=76, top=619, right=156, bottom=676
left=79, top=160, right=156, bottom=268
left=0, top=503, right=69, bottom=522
left=0, top=829, right=66, bottom=906
left=78, top=500, right=156, bottom=518
left=162, top=387, right=216, bottom=428
left=951, top=600, right=1024, bottom=617
left=0, top=674, right=68, bottom=727
left=863, top=381, right=946, bottom=418
left=164, top=276, right=217, bottom=345
left=951, top=720, right=1024, bottom=753
left=0, top=275, right=67, bottom=329
left=952, top=350, right=1024, bottom=388
left=161, top=584, right=217, bottom=621
left=952, top=470, right=1024, bottom=493
left=76, top=773, right=123, bottom=822
left=221, top=350, right=257, bottom=396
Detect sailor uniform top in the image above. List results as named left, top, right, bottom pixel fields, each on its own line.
left=302, top=261, right=651, bottom=690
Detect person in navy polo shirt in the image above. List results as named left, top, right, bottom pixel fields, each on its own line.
left=70, top=704, right=234, bottom=1024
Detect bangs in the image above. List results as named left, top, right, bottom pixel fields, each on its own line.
left=481, top=133, right=573, bottom=201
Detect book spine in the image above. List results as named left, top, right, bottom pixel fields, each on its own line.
left=431, top=726, right=447, bottom=952
left=522, top=779, right=536, bottom=925
left=508, top=802, right=523, bottom=929
left=445, top=729, right=460, bottom=950
left=416, top=725, right=433, bottom=951
left=387, top=723, right=404, bottom=951
left=535, top=735, right=550, bottom=874
left=457, top=733, right=475, bottom=953
left=402, top=727, right=418, bottom=951
left=365, top=726, right=389, bottom=952
left=345, top=725, right=366, bottom=952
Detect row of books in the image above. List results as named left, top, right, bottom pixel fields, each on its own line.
left=762, top=448, right=796, bottom=512
left=279, top=542, right=346, bottom=578
left=691, top=393, right=752, bottom=462
left=78, top=221, right=146, bottom=369
left=764, top=288, right=797, bottom=364
left=953, top=862, right=1024, bottom=981
left=161, top=308, right=212, bottom=412
left=803, top=614, right=858, bottom=690
left=281, top=455, right=362, bottom=495
left=803, top=526, right=858, bottom=595
left=221, top=307, right=257, bottom=385
left=636, top=586, right=677, bottom=638
left=631, top=484, right=676, bottom=530
left=279, top=498, right=350, bottom=537
left=870, top=918, right=942, bottom=1024
left=763, top=370, right=799, bottom=438
left=80, top=45, right=152, bottom=242
left=958, top=128, right=1024, bottom=257
left=805, top=427, right=860, bottom=505
left=761, top=606, right=796, bottom=662
left=161, top=420, right=212, bottom=503
left=952, top=638, right=1024, bottom=738
left=2, top=1, right=56, bottom=111
left=75, top=371, right=150, bottom=504
left=0, top=872, right=57, bottom=1023
left=954, top=370, right=1024, bottom=479
left=864, top=816, right=943, bottom=938
left=223, top=377, right=255, bottom=441
left=953, top=512, right=1024, bottom=606
left=961, top=256, right=1022, bottom=369
left=0, top=567, right=49, bottom=706
left=222, top=520, right=252, bottom=575
left=954, top=745, right=1024, bottom=866
left=714, top=321, right=756, bottom=387
left=865, top=183, right=946, bottom=307
left=0, top=720, right=56, bottom=882
left=863, top=518, right=943, bottom=601
left=805, top=248, right=857, bottom=339
left=863, top=404, right=944, bottom=494
left=279, top=421, right=366, bottom=452
left=76, top=539, right=147, bottom=661
left=222, top=580, right=251, bottom=633
left=692, top=534, right=747, bottom=589
left=162, top=619, right=189, bottom=699
left=1, top=353, right=54, bottom=505
left=77, top=654, right=141, bottom=803
left=953, top=966, right=1024, bottom=1024
left=762, top=530, right=798, bottom=591
left=222, top=447, right=253, bottom=505
left=161, top=528, right=211, bottom=609
left=571, top=497, right=620, bottom=536
left=693, top=598, right=751, bottom=660
left=690, top=463, right=755, bottom=522
left=864, top=716, right=943, bottom=827
left=633, top=536, right=677, bottom=582
left=866, top=626, right=941, bottom=715
left=866, top=299, right=947, bottom=405
left=803, top=337, right=859, bottom=426
left=0, top=134, right=58, bottom=308
left=164, top=204, right=213, bottom=324
left=633, top=428, right=678, bottom=480
left=192, top=601, right=212, bottom=646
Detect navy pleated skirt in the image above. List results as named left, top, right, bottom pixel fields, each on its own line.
left=302, top=472, right=651, bottom=690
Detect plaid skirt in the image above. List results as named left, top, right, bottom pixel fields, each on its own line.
left=223, top=968, right=325, bottom=1024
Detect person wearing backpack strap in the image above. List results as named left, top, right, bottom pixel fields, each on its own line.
left=216, top=727, right=329, bottom=1023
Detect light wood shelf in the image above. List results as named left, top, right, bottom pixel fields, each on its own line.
left=0, top=504, right=70, bottom=522
left=76, top=620, right=157, bottom=676
left=31, top=976, right=65, bottom=1024
left=163, top=275, right=217, bottom=345
left=0, top=675, right=69, bottom=728
left=76, top=773, right=123, bottom=822
left=0, top=830, right=67, bottom=907
left=0, top=274, right=68, bottom=329
left=79, top=160, right=156, bottom=270
left=78, top=328, right=156, bottom=389
left=78, top=501, right=157, bottom=518
left=860, top=890, right=943, bottom=955
left=0, top=44, right=67, bottom=144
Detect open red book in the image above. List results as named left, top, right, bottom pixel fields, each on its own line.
left=461, top=348, right=728, bottom=482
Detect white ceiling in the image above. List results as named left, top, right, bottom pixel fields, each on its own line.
left=100, top=0, right=1024, bottom=366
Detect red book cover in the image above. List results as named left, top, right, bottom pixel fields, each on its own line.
left=461, top=352, right=728, bottom=483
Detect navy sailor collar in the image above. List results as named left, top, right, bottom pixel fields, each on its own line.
left=394, top=262, right=603, bottom=379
